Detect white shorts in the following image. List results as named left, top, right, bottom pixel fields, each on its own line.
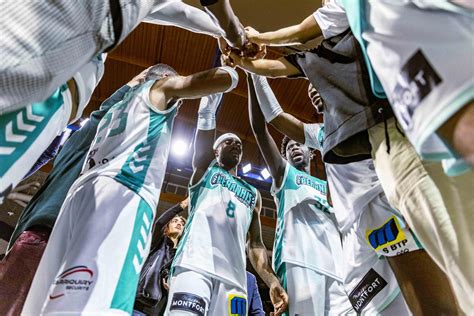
left=363, top=1, right=474, bottom=160
left=164, top=267, right=247, bottom=316
left=22, top=176, right=155, bottom=315
left=278, top=263, right=353, bottom=315
left=341, top=193, right=420, bottom=314
left=0, top=85, right=72, bottom=203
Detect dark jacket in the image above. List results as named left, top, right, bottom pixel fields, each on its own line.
left=284, top=29, right=393, bottom=164
left=247, top=272, right=265, bottom=316
left=135, top=203, right=184, bottom=314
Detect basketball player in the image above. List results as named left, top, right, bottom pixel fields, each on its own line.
left=229, top=9, right=473, bottom=311
left=248, top=74, right=459, bottom=315
left=0, top=54, right=105, bottom=204
left=22, top=64, right=240, bottom=315
left=165, top=93, right=288, bottom=315
left=247, top=74, right=353, bottom=315
left=0, top=0, right=247, bottom=113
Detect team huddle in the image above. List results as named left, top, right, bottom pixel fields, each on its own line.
left=0, top=0, right=473, bottom=315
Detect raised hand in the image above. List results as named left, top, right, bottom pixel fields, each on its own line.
left=244, top=26, right=261, bottom=44
left=127, top=67, right=152, bottom=87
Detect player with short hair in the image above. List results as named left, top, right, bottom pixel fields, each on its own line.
left=166, top=92, right=288, bottom=315
left=247, top=74, right=353, bottom=315
left=22, top=63, right=240, bottom=315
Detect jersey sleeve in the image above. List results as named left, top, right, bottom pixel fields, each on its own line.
left=313, top=0, right=350, bottom=39
left=304, top=123, right=324, bottom=151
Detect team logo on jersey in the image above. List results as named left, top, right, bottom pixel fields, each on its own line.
left=391, top=49, right=442, bottom=130
left=295, top=175, right=326, bottom=194
left=211, top=172, right=256, bottom=209
left=366, top=216, right=408, bottom=255
left=349, top=268, right=387, bottom=313
left=169, top=292, right=206, bottom=316
left=228, top=294, right=247, bottom=316
left=49, top=265, right=95, bottom=300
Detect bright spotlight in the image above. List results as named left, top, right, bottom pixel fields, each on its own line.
left=242, top=163, right=252, bottom=174
left=172, top=139, right=188, bottom=157
left=260, top=168, right=271, bottom=180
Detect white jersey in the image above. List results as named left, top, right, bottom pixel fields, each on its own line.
left=81, top=80, right=179, bottom=208
left=173, top=161, right=258, bottom=290
left=304, top=123, right=383, bottom=231
left=272, top=162, right=344, bottom=281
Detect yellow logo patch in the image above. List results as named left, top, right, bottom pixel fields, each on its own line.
left=366, top=216, right=406, bottom=252
left=228, top=293, right=247, bottom=316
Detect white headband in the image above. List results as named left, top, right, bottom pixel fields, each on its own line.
left=213, top=133, right=242, bottom=150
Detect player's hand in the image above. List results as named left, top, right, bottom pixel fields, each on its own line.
left=244, top=26, right=261, bottom=43
left=128, top=67, right=151, bottom=87
left=269, top=282, right=288, bottom=316
left=6, top=181, right=41, bottom=208
left=241, top=41, right=266, bottom=59
left=162, top=277, right=170, bottom=291
left=179, top=197, right=189, bottom=210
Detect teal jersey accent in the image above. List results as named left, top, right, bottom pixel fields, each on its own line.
left=114, top=105, right=177, bottom=195
left=339, top=0, right=387, bottom=98
left=0, top=85, right=66, bottom=177
left=272, top=163, right=343, bottom=280
left=82, top=80, right=179, bottom=208
left=111, top=199, right=154, bottom=313
left=173, top=161, right=257, bottom=289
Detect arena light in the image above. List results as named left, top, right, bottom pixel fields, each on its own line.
left=171, top=139, right=188, bottom=157
left=242, top=163, right=252, bottom=174
left=260, top=167, right=271, bottom=180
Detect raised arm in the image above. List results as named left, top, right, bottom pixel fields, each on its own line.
left=150, top=66, right=238, bottom=111
left=190, top=93, right=223, bottom=186
left=150, top=198, right=188, bottom=250
left=247, top=75, right=286, bottom=189
left=144, top=0, right=224, bottom=38
left=248, top=192, right=288, bottom=316
left=200, top=0, right=245, bottom=48
left=245, top=14, right=321, bottom=46
left=249, top=75, right=324, bottom=152
left=226, top=53, right=301, bottom=78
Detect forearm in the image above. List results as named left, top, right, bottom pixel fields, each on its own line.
left=270, top=113, right=305, bottom=144
left=165, top=67, right=238, bottom=100
left=249, top=245, right=280, bottom=289
left=251, top=15, right=321, bottom=46
left=202, top=0, right=244, bottom=47
left=144, top=2, right=224, bottom=37
left=235, top=58, right=296, bottom=78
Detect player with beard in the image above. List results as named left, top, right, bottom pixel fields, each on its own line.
left=22, top=64, right=240, bottom=315
left=247, top=75, right=353, bottom=315
left=166, top=93, right=288, bottom=315
left=247, top=74, right=459, bottom=315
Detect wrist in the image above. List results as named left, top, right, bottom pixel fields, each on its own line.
left=197, top=112, right=216, bottom=130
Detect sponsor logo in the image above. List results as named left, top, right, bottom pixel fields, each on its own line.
left=391, top=49, right=442, bottom=130
left=228, top=294, right=247, bottom=316
left=49, top=265, right=94, bottom=300
left=170, top=292, right=206, bottom=316
left=211, top=172, right=256, bottom=209
left=349, top=268, right=387, bottom=313
left=366, top=216, right=409, bottom=255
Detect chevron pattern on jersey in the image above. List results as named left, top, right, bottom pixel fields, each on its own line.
left=0, top=88, right=65, bottom=176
